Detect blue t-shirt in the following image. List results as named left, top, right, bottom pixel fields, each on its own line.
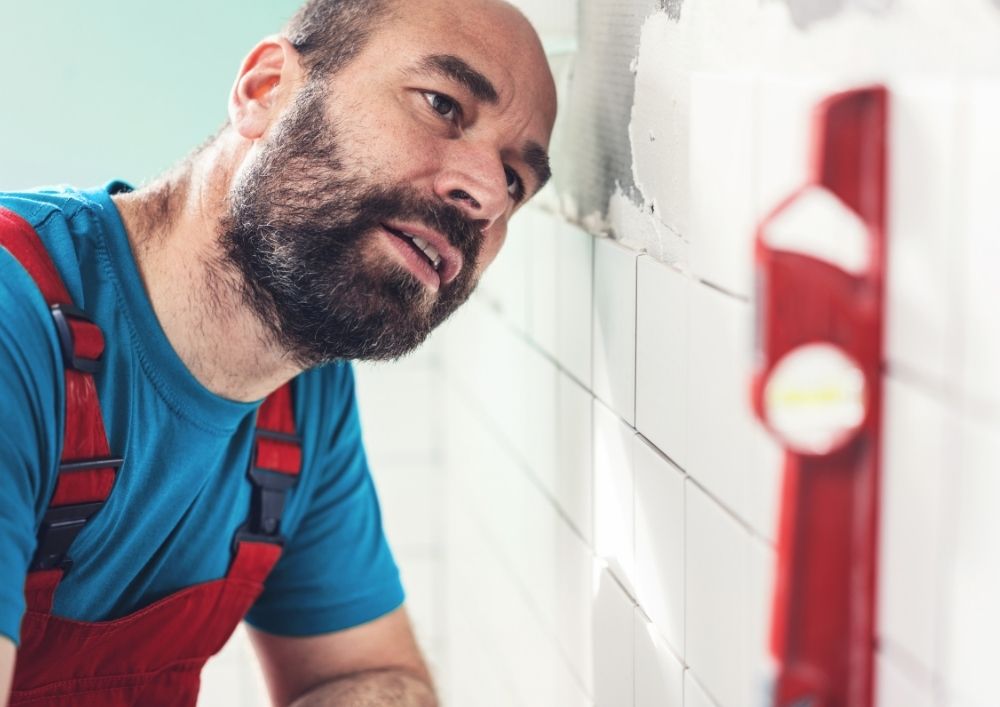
left=0, top=182, right=404, bottom=645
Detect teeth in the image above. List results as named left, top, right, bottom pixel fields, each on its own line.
left=406, top=234, right=443, bottom=272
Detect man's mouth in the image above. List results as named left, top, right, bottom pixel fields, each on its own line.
left=383, top=224, right=443, bottom=272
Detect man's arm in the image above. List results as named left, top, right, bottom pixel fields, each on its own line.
left=248, top=606, right=436, bottom=707
left=0, top=636, right=15, bottom=705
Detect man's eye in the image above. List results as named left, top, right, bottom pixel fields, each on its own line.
left=504, top=165, right=524, bottom=201
left=422, top=91, right=459, bottom=122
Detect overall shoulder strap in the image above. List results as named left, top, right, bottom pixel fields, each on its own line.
left=229, top=381, right=302, bottom=583
left=0, top=207, right=121, bottom=610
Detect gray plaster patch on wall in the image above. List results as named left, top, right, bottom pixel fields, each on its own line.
left=780, top=0, right=894, bottom=29
left=994, top=0, right=1000, bottom=12
left=662, top=0, right=683, bottom=22
left=781, top=0, right=847, bottom=29
left=558, top=0, right=662, bottom=219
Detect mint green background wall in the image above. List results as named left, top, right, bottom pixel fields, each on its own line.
left=0, top=2, right=302, bottom=190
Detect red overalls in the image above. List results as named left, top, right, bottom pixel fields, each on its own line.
left=1, top=207, right=301, bottom=705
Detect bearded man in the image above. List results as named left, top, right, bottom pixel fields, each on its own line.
left=0, top=0, right=555, bottom=704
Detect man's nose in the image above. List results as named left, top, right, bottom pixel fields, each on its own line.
left=432, top=143, right=508, bottom=231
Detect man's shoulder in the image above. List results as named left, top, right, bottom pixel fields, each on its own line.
left=0, top=185, right=94, bottom=232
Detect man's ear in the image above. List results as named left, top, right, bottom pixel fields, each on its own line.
left=228, top=36, right=303, bottom=141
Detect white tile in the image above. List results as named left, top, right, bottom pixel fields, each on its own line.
left=395, top=553, right=440, bottom=648
left=684, top=671, right=719, bottom=707
left=446, top=393, right=521, bottom=575
left=517, top=344, right=559, bottom=483
left=447, top=389, right=595, bottom=693
left=444, top=608, right=526, bottom=707
left=553, top=518, right=596, bottom=693
left=634, top=435, right=685, bottom=657
left=635, top=255, right=690, bottom=470
left=516, top=493, right=596, bottom=698
left=593, top=568, right=636, bottom=707
left=690, top=71, right=757, bottom=298
left=687, top=283, right=782, bottom=540
left=885, top=77, right=962, bottom=387
left=959, top=79, right=1000, bottom=409
left=446, top=499, right=592, bottom=707
left=200, top=625, right=270, bottom=707
left=371, top=463, right=442, bottom=552
left=479, top=206, right=532, bottom=334
left=354, top=360, right=438, bottom=468
left=438, top=299, right=484, bottom=402
left=746, top=539, right=778, bottom=706
left=754, top=75, right=839, bottom=222
left=685, top=481, right=750, bottom=707
left=593, top=399, right=637, bottom=591
left=743, top=432, right=782, bottom=545
left=593, top=237, right=639, bottom=426
left=556, top=219, right=595, bottom=387
left=555, top=372, right=594, bottom=542
left=877, top=377, right=953, bottom=673
left=446, top=298, right=521, bottom=441
left=685, top=285, right=745, bottom=497
left=875, top=652, right=934, bottom=707
left=939, top=415, right=1000, bottom=702
left=527, top=208, right=560, bottom=359
left=635, top=612, right=684, bottom=707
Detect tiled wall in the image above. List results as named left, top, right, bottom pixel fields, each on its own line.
left=433, top=207, right=777, bottom=707
left=203, top=2, right=1000, bottom=705
left=427, top=2, right=1000, bottom=707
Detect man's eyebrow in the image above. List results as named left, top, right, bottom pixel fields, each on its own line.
left=417, top=54, right=499, bottom=104
left=523, top=141, right=552, bottom=192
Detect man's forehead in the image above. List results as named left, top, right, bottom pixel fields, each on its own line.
left=402, top=7, right=554, bottom=111
left=380, top=0, right=547, bottom=88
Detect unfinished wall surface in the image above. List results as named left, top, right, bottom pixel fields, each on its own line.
left=435, top=1, right=1000, bottom=706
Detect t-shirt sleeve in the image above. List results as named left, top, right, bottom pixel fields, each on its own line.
left=0, top=249, right=64, bottom=645
left=245, top=363, right=404, bottom=636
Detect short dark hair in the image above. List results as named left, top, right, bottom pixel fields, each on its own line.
left=284, top=0, right=395, bottom=79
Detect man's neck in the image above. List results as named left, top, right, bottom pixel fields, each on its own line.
left=112, top=142, right=301, bottom=403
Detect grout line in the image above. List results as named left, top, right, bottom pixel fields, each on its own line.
left=448, top=494, right=596, bottom=699
left=696, top=276, right=752, bottom=303
left=459, top=293, right=779, bottom=549
left=446, top=373, right=594, bottom=548
left=634, top=428, right=687, bottom=475
left=682, top=463, right=777, bottom=549
left=632, top=248, right=639, bottom=429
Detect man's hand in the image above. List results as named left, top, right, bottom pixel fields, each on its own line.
left=281, top=669, right=435, bottom=707
left=248, top=606, right=436, bottom=706
left=0, top=636, right=15, bottom=705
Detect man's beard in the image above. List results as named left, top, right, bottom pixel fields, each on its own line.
left=219, top=83, right=483, bottom=367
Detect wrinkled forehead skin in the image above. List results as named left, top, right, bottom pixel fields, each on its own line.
left=340, top=0, right=557, bottom=156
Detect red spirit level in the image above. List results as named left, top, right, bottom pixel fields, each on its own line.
left=752, top=86, right=888, bottom=707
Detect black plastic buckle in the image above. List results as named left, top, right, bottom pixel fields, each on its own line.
left=29, top=456, right=123, bottom=572
left=31, top=501, right=105, bottom=571
left=233, top=467, right=298, bottom=550
left=50, top=303, right=102, bottom=374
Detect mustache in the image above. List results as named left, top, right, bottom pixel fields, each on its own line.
left=352, top=185, right=482, bottom=260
